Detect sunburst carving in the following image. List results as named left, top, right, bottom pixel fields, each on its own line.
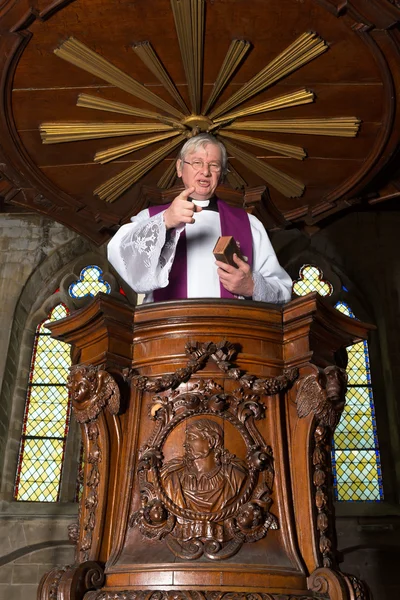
left=39, top=0, right=361, bottom=203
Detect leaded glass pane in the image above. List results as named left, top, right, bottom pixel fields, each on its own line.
left=292, top=271, right=383, bottom=503
left=335, top=387, right=375, bottom=450
left=16, top=270, right=113, bottom=503
left=43, top=304, right=68, bottom=326
left=25, top=386, right=69, bottom=437
left=16, top=438, right=64, bottom=502
left=293, top=265, right=333, bottom=297
left=15, top=303, right=71, bottom=502
left=30, top=336, right=70, bottom=384
left=69, top=265, right=111, bottom=298
left=346, top=341, right=371, bottom=385
left=332, top=450, right=382, bottom=501
left=333, top=300, right=383, bottom=502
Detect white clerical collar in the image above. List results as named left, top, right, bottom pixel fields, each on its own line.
left=192, top=199, right=210, bottom=207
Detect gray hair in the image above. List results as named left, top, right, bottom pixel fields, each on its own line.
left=178, top=133, right=228, bottom=174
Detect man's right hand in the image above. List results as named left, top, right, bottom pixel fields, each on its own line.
left=163, top=187, right=202, bottom=230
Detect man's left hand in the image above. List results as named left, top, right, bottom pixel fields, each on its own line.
left=216, top=254, right=254, bottom=297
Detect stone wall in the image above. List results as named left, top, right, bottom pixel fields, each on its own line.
left=0, top=509, right=76, bottom=600
left=337, top=514, right=400, bottom=600
left=0, top=213, right=92, bottom=600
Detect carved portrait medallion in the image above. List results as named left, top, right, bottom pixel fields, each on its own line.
left=130, top=373, right=279, bottom=560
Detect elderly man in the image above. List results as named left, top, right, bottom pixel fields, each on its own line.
left=107, top=133, right=292, bottom=303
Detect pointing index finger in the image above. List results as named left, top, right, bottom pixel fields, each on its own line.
left=180, top=186, right=196, bottom=201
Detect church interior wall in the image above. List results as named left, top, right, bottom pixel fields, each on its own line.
left=0, top=210, right=399, bottom=599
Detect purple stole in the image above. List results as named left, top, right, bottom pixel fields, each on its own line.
left=148, top=199, right=253, bottom=301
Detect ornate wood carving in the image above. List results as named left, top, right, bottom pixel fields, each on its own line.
left=39, top=296, right=375, bottom=600
left=84, top=593, right=325, bottom=600
left=66, top=364, right=121, bottom=562
left=37, top=561, right=104, bottom=600
left=308, top=567, right=373, bottom=599
left=343, top=573, right=373, bottom=600
left=79, top=421, right=101, bottom=562
left=308, top=567, right=350, bottom=599
left=296, top=365, right=347, bottom=570
left=128, top=339, right=289, bottom=561
left=296, top=365, right=347, bottom=429
left=128, top=340, right=298, bottom=395
left=67, top=364, right=120, bottom=423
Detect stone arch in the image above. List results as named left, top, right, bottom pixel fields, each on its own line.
left=0, top=237, right=133, bottom=502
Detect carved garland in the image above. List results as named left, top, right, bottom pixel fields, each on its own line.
left=128, top=341, right=297, bottom=561
left=127, top=340, right=298, bottom=394
left=296, top=364, right=347, bottom=569
left=79, top=421, right=101, bottom=561
left=84, top=592, right=326, bottom=600
left=67, top=364, right=120, bottom=561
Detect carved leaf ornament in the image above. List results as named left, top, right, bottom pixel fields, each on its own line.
left=40, top=0, right=360, bottom=203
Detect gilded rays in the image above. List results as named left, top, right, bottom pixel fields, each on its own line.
left=40, top=0, right=361, bottom=203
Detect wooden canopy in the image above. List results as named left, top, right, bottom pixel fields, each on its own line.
left=0, top=0, right=400, bottom=244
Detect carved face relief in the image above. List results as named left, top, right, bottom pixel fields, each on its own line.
left=146, top=501, right=168, bottom=525
left=183, top=419, right=222, bottom=462
left=67, top=365, right=120, bottom=423
left=68, top=368, right=94, bottom=403
left=161, top=417, right=247, bottom=514
left=325, top=365, right=347, bottom=408
left=74, top=372, right=91, bottom=403
left=184, top=429, right=214, bottom=461
left=237, top=502, right=264, bottom=532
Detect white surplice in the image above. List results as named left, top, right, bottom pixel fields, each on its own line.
left=107, top=199, right=292, bottom=304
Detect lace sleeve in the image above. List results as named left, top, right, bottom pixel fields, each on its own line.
left=107, top=210, right=181, bottom=293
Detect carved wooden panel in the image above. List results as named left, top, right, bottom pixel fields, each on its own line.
left=126, top=341, right=299, bottom=562
left=1, top=1, right=400, bottom=242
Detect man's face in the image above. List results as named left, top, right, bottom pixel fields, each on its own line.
left=185, top=430, right=213, bottom=460
left=176, top=143, right=222, bottom=200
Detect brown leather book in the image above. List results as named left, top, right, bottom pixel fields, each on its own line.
left=213, top=236, right=245, bottom=268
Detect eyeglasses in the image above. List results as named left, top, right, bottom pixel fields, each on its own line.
left=183, top=159, right=222, bottom=173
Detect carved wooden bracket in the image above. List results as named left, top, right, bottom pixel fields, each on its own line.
left=308, top=566, right=373, bottom=599
left=295, top=365, right=347, bottom=570
left=66, top=364, right=121, bottom=562
left=37, top=561, right=105, bottom=600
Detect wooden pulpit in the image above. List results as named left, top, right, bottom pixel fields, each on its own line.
left=38, top=293, right=373, bottom=600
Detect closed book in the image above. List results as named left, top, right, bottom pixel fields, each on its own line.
left=213, top=236, right=244, bottom=268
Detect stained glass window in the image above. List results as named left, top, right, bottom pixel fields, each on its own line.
left=14, top=304, right=71, bottom=501
left=333, top=302, right=383, bottom=501
left=15, top=264, right=113, bottom=502
left=69, top=265, right=111, bottom=298
left=293, top=264, right=333, bottom=297
left=292, top=265, right=383, bottom=502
